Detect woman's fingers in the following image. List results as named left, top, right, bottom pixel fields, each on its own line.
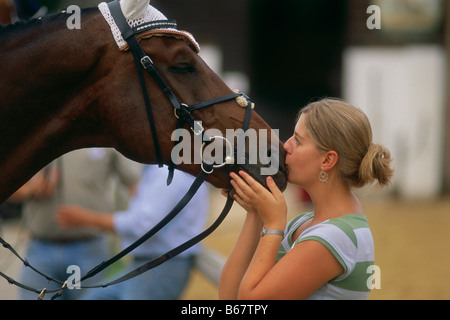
left=266, top=176, right=283, bottom=200
left=237, top=171, right=265, bottom=194
left=230, top=170, right=274, bottom=203
left=230, top=175, right=250, bottom=201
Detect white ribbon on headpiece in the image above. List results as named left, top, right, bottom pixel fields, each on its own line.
left=120, top=0, right=149, bottom=20
left=98, top=1, right=200, bottom=52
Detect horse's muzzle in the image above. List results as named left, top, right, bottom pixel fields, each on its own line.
left=224, top=146, right=288, bottom=193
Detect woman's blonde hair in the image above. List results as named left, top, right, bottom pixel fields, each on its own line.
left=298, top=98, right=393, bottom=188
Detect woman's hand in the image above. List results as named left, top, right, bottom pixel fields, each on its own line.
left=230, top=171, right=287, bottom=230
left=222, top=186, right=257, bottom=215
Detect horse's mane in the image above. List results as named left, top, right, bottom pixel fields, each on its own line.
left=0, top=7, right=98, bottom=36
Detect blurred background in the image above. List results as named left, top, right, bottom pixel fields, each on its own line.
left=1, top=0, right=450, bottom=300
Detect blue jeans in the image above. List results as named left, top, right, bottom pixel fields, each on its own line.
left=81, top=255, right=194, bottom=300
left=19, top=237, right=109, bottom=300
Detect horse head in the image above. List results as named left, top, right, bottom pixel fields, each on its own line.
left=98, top=1, right=288, bottom=191
left=0, top=1, right=287, bottom=203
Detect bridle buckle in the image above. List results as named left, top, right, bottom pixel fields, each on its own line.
left=140, top=55, right=153, bottom=69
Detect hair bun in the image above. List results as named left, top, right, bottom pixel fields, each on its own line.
left=359, top=143, right=393, bottom=188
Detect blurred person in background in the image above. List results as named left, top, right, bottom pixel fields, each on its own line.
left=56, top=165, right=209, bottom=300
left=220, top=98, right=393, bottom=300
left=10, top=148, right=141, bottom=299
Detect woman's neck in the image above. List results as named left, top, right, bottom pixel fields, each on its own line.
left=308, top=182, right=362, bottom=224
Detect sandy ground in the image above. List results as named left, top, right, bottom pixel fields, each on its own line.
left=1, top=185, right=450, bottom=300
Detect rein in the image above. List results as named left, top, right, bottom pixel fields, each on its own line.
left=0, top=0, right=255, bottom=299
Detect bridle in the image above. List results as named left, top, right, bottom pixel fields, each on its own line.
left=0, top=0, right=254, bottom=299
left=106, top=1, right=253, bottom=183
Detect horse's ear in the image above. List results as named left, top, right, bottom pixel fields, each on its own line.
left=120, top=0, right=149, bottom=20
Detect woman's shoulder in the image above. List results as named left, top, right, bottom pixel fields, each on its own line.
left=297, top=213, right=372, bottom=251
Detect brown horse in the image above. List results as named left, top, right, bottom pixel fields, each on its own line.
left=0, top=7, right=287, bottom=204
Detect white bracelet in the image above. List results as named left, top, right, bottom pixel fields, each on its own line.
left=260, top=226, right=284, bottom=238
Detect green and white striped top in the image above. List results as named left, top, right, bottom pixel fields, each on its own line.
left=277, top=212, right=374, bottom=300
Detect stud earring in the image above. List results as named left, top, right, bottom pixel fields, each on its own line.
left=319, top=170, right=328, bottom=183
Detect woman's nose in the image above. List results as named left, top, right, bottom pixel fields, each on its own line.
left=283, top=137, right=291, bottom=154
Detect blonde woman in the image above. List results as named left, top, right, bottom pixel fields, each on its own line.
left=219, top=98, right=393, bottom=300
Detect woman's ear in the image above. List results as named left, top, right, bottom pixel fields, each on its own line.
left=321, top=150, right=338, bottom=172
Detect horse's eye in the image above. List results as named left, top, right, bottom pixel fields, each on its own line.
left=169, top=63, right=196, bottom=74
